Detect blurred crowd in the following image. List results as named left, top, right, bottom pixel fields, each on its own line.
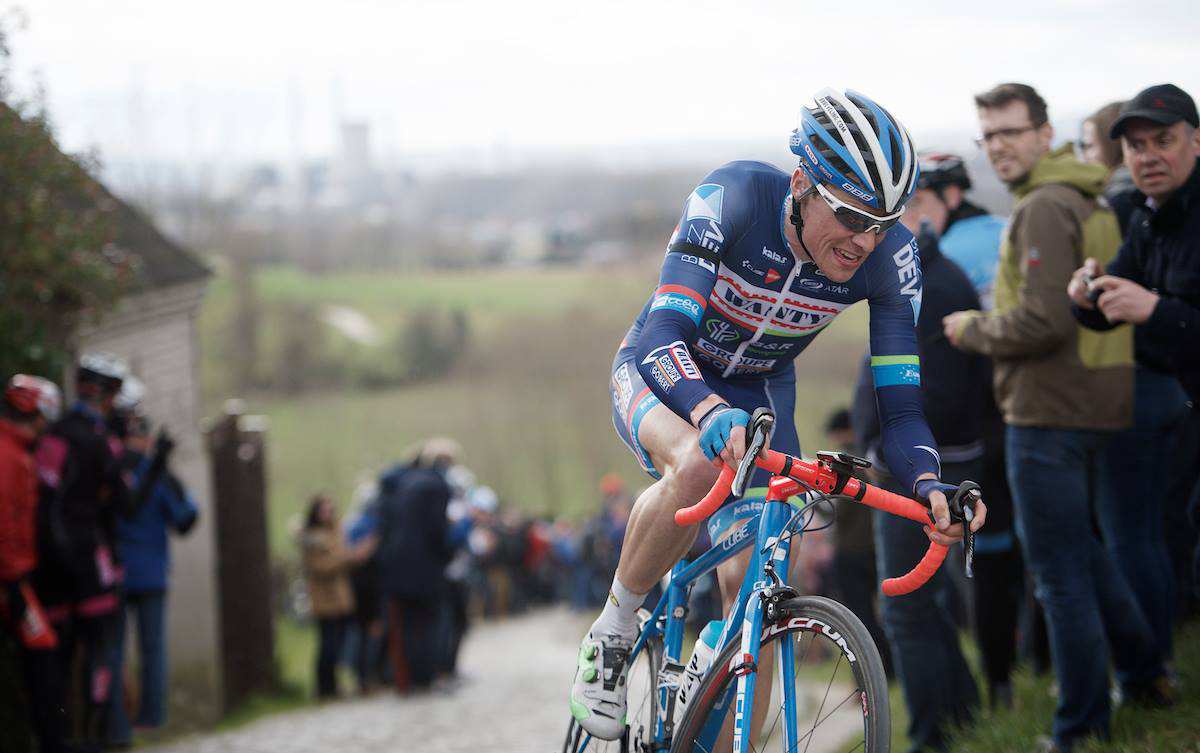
left=293, top=450, right=706, bottom=699
left=0, top=355, right=198, bottom=753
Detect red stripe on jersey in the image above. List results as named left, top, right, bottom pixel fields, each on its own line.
left=655, top=284, right=709, bottom=309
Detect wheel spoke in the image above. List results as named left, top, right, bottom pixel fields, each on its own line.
left=793, top=689, right=860, bottom=753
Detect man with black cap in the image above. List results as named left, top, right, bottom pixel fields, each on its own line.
left=1069, top=83, right=1200, bottom=673
left=1070, top=83, right=1200, bottom=401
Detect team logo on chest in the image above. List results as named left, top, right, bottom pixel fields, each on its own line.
left=709, top=273, right=848, bottom=335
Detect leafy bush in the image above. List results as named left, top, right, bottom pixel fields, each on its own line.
left=0, top=27, right=125, bottom=378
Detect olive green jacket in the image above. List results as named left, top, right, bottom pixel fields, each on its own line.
left=955, top=146, right=1133, bottom=430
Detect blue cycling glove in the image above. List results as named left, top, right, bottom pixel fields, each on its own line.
left=914, top=478, right=958, bottom=503
left=696, top=404, right=751, bottom=462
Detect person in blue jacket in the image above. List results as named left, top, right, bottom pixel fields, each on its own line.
left=109, top=412, right=197, bottom=742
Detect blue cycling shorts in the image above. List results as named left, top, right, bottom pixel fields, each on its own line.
left=610, top=354, right=802, bottom=542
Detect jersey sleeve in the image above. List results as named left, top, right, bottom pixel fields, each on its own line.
left=633, top=167, right=748, bottom=424
left=865, top=229, right=941, bottom=491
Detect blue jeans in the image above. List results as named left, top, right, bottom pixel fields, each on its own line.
left=1098, top=367, right=1190, bottom=658
left=109, top=590, right=168, bottom=742
left=1007, top=426, right=1163, bottom=750
left=874, top=458, right=981, bottom=753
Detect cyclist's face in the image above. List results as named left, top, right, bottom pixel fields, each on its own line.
left=790, top=170, right=883, bottom=283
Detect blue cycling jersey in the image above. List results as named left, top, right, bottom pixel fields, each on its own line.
left=615, top=160, right=940, bottom=491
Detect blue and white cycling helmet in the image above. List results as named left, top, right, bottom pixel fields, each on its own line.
left=789, top=88, right=919, bottom=215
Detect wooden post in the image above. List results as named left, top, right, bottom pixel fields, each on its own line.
left=207, top=400, right=277, bottom=710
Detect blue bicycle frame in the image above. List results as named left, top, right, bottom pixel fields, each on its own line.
left=625, top=493, right=802, bottom=753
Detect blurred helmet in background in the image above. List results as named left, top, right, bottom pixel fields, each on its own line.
left=5, top=374, right=62, bottom=422
left=77, top=352, right=128, bottom=395
left=916, top=152, right=972, bottom=194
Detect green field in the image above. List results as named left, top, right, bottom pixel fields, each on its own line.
left=198, top=262, right=873, bottom=559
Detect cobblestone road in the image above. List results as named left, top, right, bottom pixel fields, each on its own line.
left=149, top=607, right=590, bottom=753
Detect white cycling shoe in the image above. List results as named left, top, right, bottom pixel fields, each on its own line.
left=569, top=630, right=634, bottom=741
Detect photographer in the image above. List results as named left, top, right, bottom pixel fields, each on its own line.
left=107, top=408, right=197, bottom=743
left=1070, top=83, right=1200, bottom=664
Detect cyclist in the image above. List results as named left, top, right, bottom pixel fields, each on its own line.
left=907, top=152, right=1007, bottom=309
left=570, top=88, right=988, bottom=740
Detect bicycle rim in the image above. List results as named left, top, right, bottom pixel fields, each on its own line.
left=563, top=636, right=663, bottom=753
left=670, top=595, right=889, bottom=753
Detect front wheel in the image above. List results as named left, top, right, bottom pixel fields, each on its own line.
left=671, top=595, right=890, bottom=753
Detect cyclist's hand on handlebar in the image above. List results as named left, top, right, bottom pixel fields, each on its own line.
left=696, top=404, right=751, bottom=467
left=915, top=477, right=987, bottom=546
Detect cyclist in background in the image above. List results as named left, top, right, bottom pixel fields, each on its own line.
left=903, top=152, right=1025, bottom=709
left=906, top=153, right=1007, bottom=308
left=570, top=88, right=988, bottom=740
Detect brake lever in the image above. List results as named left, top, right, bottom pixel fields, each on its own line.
left=732, top=408, right=774, bottom=498
left=949, top=482, right=982, bottom=579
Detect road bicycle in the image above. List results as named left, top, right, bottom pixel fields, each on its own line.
left=562, top=408, right=980, bottom=753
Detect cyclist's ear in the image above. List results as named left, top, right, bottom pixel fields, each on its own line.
left=791, top=169, right=811, bottom=194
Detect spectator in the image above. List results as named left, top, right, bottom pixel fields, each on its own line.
left=438, top=466, right=478, bottom=683
left=464, top=485, right=501, bottom=619
left=301, top=492, right=369, bottom=699
left=944, top=82, right=1166, bottom=752
left=108, top=411, right=197, bottom=742
left=1078, top=101, right=1137, bottom=233
left=910, top=152, right=1009, bottom=308
left=0, top=375, right=63, bottom=753
left=377, top=438, right=458, bottom=692
left=1069, top=83, right=1200, bottom=661
left=821, top=408, right=893, bottom=679
left=906, top=152, right=1026, bottom=706
left=853, top=215, right=986, bottom=752
left=344, top=481, right=386, bottom=693
left=33, top=353, right=136, bottom=745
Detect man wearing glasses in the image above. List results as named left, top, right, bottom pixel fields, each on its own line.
left=570, top=87, right=988, bottom=741
left=942, top=82, right=1167, bottom=753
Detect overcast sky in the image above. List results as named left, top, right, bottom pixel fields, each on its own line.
left=7, top=0, right=1200, bottom=174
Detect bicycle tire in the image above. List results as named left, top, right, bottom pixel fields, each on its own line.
left=670, top=595, right=890, bottom=753
left=563, top=633, right=663, bottom=753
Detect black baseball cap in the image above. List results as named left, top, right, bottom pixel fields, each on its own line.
left=1110, top=83, right=1199, bottom=138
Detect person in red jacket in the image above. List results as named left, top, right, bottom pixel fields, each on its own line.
left=0, top=375, right=62, bottom=640
left=0, top=374, right=64, bottom=753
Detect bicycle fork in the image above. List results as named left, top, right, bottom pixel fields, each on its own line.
left=730, top=494, right=798, bottom=753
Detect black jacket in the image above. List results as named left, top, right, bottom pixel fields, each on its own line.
left=377, top=466, right=452, bottom=599
left=1074, top=159, right=1200, bottom=405
left=853, top=227, right=991, bottom=471
left=34, top=403, right=131, bottom=604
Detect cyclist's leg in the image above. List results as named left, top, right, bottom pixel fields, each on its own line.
left=608, top=360, right=721, bottom=597
left=571, top=359, right=721, bottom=739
